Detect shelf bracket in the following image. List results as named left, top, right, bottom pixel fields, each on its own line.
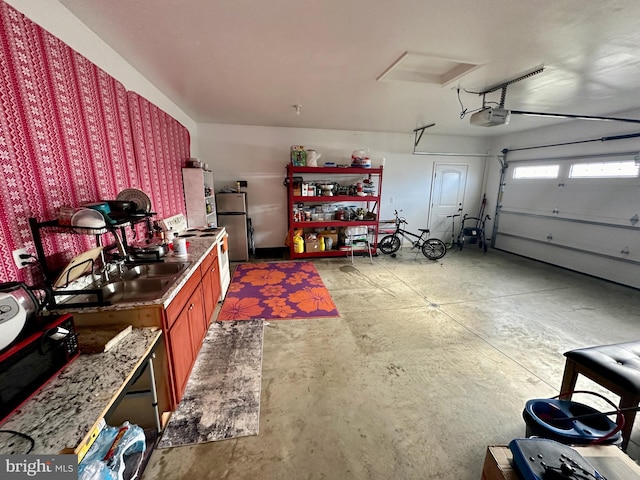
left=413, top=123, right=436, bottom=150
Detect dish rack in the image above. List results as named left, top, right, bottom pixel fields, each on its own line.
left=28, top=214, right=156, bottom=308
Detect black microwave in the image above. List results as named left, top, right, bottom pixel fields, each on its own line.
left=0, top=314, right=79, bottom=423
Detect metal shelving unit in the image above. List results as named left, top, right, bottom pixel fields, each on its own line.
left=285, top=164, right=383, bottom=259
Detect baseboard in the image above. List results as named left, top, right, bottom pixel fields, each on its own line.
left=253, top=247, right=288, bottom=259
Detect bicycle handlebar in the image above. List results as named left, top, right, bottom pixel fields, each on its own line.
left=393, top=209, right=407, bottom=225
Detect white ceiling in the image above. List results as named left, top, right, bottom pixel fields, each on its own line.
left=59, top=0, right=640, bottom=137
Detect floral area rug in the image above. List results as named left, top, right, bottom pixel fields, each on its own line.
left=217, top=261, right=339, bottom=320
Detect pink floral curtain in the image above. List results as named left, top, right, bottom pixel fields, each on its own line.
left=128, top=91, right=190, bottom=221
left=0, top=2, right=190, bottom=284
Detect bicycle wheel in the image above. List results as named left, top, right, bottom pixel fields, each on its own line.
left=379, top=235, right=401, bottom=254
left=422, top=238, right=447, bottom=260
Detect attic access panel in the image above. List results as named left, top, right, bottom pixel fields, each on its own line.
left=377, top=52, right=483, bottom=87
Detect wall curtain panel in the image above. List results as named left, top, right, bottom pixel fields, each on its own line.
left=0, top=1, right=191, bottom=284
left=128, top=91, right=190, bottom=221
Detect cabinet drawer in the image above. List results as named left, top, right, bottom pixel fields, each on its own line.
left=166, top=271, right=201, bottom=329
left=200, top=247, right=218, bottom=276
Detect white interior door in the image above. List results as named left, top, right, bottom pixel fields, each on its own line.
left=428, top=163, right=468, bottom=241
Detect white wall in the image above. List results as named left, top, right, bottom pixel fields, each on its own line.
left=198, top=124, right=490, bottom=248
left=6, top=0, right=198, bottom=142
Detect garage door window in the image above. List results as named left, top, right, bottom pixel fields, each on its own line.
left=512, top=165, right=559, bottom=179
left=569, top=160, right=639, bottom=178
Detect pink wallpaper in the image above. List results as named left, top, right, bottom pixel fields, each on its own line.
left=0, top=2, right=190, bottom=284
left=128, top=91, right=190, bottom=220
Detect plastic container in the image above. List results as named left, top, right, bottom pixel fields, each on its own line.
left=173, top=237, right=188, bottom=256
left=323, top=236, right=334, bottom=250
left=522, top=398, right=622, bottom=445
left=293, top=233, right=304, bottom=253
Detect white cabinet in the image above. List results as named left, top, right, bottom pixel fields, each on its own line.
left=182, top=168, right=217, bottom=228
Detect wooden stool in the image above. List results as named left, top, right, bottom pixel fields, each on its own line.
left=559, top=341, right=640, bottom=451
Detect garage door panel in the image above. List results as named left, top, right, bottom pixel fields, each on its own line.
left=501, top=185, right=639, bottom=222
left=496, top=153, right=640, bottom=288
left=498, top=213, right=640, bottom=261
left=501, top=181, right=560, bottom=214
left=494, top=235, right=640, bottom=289
left=560, top=183, right=639, bottom=222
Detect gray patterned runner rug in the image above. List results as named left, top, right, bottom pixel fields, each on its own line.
left=157, top=319, right=264, bottom=448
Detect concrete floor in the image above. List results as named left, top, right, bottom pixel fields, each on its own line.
left=142, top=247, right=640, bottom=479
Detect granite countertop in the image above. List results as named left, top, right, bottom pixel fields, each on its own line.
left=51, top=229, right=225, bottom=314
left=0, top=327, right=162, bottom=455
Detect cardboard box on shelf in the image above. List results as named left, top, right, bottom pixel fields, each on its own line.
left=319, top=230, right=338, bottom=248
left=305, top=239, right=320, bottom=252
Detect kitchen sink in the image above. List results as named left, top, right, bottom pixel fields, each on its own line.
left=60, top=277, right=175, bottom=305
left=97, top=278, right=174, bottom=303
left=121, top=261, right=191, bottom=280
left=59, top=261, right=192, bottom=306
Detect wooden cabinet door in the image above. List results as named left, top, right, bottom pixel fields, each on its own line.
left=167, top=307, right=194, bottom=403
left=187, top=284, right=206, bottom=357
left=201, top=251, right=220, bottom=324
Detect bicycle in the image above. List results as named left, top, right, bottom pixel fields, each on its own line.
left=378, top=210, right=447, bottom=260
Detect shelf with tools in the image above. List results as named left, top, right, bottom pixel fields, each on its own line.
left=285, top=164, right=383, bottom=259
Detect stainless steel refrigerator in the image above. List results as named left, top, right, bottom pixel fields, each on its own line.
left=216, top=192, right=249, bottom=261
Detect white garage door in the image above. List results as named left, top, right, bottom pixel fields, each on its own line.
left=494, top=152, right=640, bottom=289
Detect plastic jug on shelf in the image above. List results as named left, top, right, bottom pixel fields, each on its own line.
left=305, top=150, right=321, bottom=167
left=293, top=230, right=304, bottom=253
